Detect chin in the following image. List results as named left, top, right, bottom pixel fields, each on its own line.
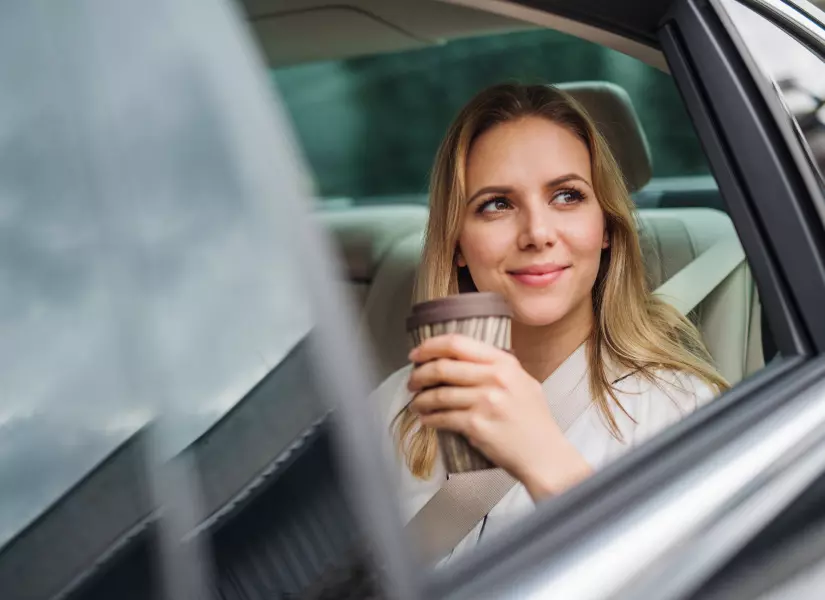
left=509, top=299, right=569, bottom=327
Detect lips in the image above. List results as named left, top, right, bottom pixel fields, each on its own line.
left=508, top=263, right=569, bottom=287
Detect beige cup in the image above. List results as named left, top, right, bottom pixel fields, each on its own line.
left=406, top=292, right=512, bottom=474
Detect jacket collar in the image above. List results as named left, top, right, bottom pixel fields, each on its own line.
left=541, top=343, right=590, bottom=430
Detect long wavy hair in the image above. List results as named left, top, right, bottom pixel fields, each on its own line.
left=395, top=83, right=728, bottom=479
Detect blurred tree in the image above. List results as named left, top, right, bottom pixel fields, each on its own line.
left=273, top=28, right=710, bottom=199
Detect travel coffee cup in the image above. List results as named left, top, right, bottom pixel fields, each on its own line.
left=406, top=292, right=512, bottom=473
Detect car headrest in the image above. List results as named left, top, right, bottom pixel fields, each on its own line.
left=556, top=81, right=652, bottom=192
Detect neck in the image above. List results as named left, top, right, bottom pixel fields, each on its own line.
left=511, top=301, right=594, bottom=382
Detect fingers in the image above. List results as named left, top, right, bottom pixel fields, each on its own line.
left=410, top=386, right=487, bottom=415
left=409, top=333, right=513, bottom=366
left=417, top=408, right=476, bottom=438
left=407, top=358, right=494, bottom=392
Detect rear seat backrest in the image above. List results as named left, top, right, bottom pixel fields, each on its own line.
left=320, top=205, right=759, bottom=385
left=639, top=209, right=760, bottom=382
left=321, top=205, right=428, bottom=308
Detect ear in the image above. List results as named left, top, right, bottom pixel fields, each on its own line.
left=602, top=225, right=610, bottom=249
left=456, top=247, right=467, bottom=267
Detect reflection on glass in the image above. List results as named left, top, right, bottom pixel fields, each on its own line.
left=0, top=4, right=312, bottom=552
left=0, top=1, right=317, bottom=598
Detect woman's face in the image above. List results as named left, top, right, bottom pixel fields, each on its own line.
left=459, top=116, right=608, bottom=328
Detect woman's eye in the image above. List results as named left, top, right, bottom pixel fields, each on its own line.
left=552, top=189, right=585, bottom=205
left=478, top=197, right=511, bottom=213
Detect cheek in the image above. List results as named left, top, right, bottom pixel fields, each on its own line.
left=561, top=211, right=606, bottom=261
left=458, top=221, right=512, bottom=270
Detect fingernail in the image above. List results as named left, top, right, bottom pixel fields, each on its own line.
left=408, top=347, right=419, bottom=361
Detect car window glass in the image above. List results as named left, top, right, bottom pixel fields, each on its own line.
left=0, top=3, right=357, bottom=599
left=720, top=0, right=825, bottom=188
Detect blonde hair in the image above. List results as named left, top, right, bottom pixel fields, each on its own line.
left=395, top=83, right=729, bottom=479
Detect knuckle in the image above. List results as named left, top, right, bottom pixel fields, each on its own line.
left=490, top=368, right=508, bottom=387
left=483, top=389, right=505, bottom=415
left=465, top=413, right=483, bottom=438
left=433, top=359, right=448, bottom=380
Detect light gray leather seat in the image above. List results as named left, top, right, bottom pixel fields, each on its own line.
left=321, top=205, right=761, bottom=385
left=318, top=82, right=764, bottom=386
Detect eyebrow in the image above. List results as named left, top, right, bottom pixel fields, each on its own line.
left=466, top=173, right=593, bottom=204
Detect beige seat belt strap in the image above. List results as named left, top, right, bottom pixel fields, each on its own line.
left=654, top=237, right=746, bottom=315
left=405, top=392, right=589, bottom=564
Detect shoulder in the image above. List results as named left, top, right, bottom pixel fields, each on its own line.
left=610, top=368, right=718, bottom=446
left=613, top=368, right=717, bottom=407
left=369, top=365, right=443, bottom=520
left=369, top=364, right=414, bottom=426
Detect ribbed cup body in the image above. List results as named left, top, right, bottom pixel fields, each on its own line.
left=406, top=294, right=512, bottom=474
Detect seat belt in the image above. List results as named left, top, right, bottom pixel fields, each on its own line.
left=405, top=396, right=589, bottom=564
left=405, top=236, right=747, bottom=565
left=653, top=237, right=746, bottom=315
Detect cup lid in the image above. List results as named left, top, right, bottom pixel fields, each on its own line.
left=406, top=292, right=512, bottom=331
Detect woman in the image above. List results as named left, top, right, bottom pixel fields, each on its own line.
left=373, top=83, right=727, bottom=560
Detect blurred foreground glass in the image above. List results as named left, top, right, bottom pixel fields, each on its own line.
left=0, top=0, right=416, bottom=599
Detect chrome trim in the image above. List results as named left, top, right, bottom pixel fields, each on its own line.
left=786, top=0, right=825, bottom=32
left=742, top=0, right=825, bottom=46
left=491, top=370, right=825, bottom=599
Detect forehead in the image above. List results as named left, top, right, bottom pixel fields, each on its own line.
left=466, top=116, right=592, bottom=190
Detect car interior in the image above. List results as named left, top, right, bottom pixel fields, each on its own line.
left=248, top=0, right=770, bottom=387
left=319, top=83, right=764, bottom=386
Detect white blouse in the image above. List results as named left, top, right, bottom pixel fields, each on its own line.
left=372, top=343, right=717, bottom=564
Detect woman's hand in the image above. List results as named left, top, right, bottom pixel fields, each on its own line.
left=407, top=334, right=592, bottom=501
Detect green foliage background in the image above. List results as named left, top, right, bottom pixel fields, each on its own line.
left=273, top=29, right=709, bottom=199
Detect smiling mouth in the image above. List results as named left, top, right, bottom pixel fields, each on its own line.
left=508, top=265, right=570, bottom=287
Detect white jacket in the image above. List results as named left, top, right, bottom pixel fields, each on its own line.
left=372, top=343, right=716, bottom=564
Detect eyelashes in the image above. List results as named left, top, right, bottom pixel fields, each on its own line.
left=553, top=188, right=586, bottom=204
left=474, top=188, right=587, bottom=214
left=476, top=196, right=512, bottom=214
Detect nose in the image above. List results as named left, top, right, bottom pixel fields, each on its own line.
left=517, top=202, right=557, bottom=250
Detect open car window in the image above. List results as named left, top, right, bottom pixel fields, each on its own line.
left=272, top=3, right=808, bottom=593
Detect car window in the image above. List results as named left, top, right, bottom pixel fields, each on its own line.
left=273, top=28, right=711, bottom=202
left=719, top=0, right=825, bottom=191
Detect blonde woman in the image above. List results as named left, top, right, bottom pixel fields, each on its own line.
left=373, top=83, right=728, bottom=560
